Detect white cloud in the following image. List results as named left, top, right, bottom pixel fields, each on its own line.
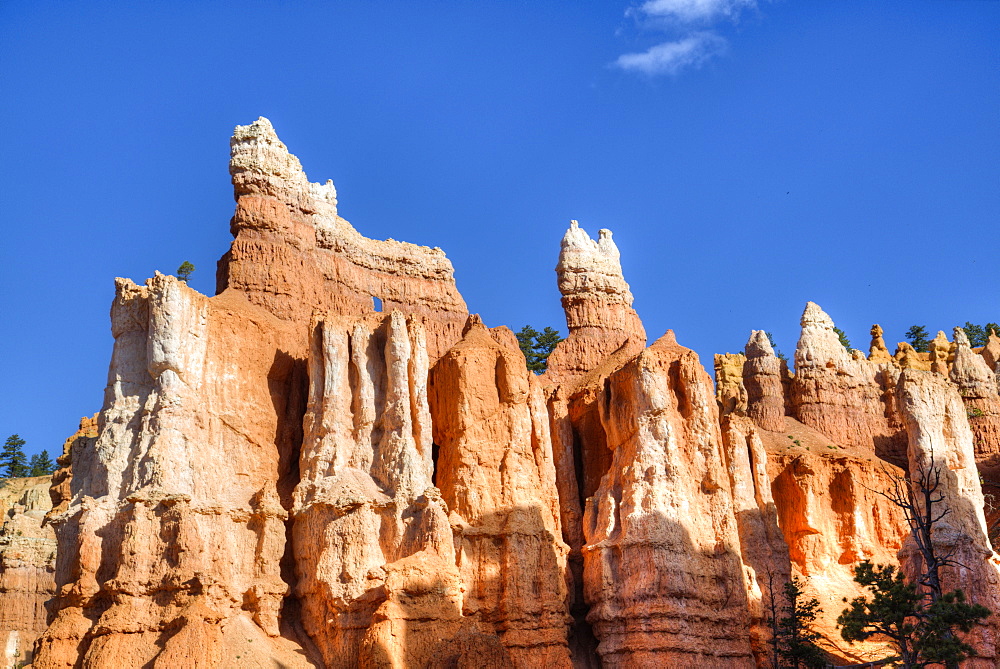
left=636, top=0, right=757, bottom=23
left=614, top=32, right=727, bottom=75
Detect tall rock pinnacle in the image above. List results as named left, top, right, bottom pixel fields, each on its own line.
left=743, top=329, right=787, bottom=431
left=790, top=301, right=906, bottom=464
left=544, top=220, right=646, bottom=385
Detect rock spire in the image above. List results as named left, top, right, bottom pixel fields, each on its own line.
left=543, top=220, right=646, bottom=386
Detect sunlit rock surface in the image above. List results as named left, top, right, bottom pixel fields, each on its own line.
left=897, top=369, right=1000, bottom=667
left=0, top=476, right=56, bottom=669
left=28, top=119, right=1000, bottom=668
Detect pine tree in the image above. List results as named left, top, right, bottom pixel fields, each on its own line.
left=2, top=435, right=29, bottom=478
left=838, top=461, right=992, bottom=668
left=29, top=449, right=56, bottom=476
left=177, top=261, right=195, bottom=283
left=775, top=577, right=827, bottom=668
left=515, top=325, right=541, bottom=371
left=765, top=331, right=788, bottom=362
left=515, top=325, right=564, bottom=374
left=833, top=326, right=852, bottom=352
left=906, top=325, right=931, bottom=353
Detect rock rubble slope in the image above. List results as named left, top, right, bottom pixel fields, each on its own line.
left=16, top=119, right=1000, bottom=668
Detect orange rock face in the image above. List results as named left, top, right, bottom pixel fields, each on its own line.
left=762, top=422, right=908, bottom=662
left=34, top=276, right=315, bottom=669
left=429, top=317, right=570, bottom=666
left=29, top=120, right=1000, bottom=669
left=950, top=328, right=1000, bottom=479
left=292, top=310, right=465, bottom=667
left=791, top=302, right=908, bottom=467
left=34, top=119, right=472, bottom=669
left=220, top=117, right=467, bottom=361
left=743, top=330, right=787, bottom=432
left=896, top=369, right=1000, bottom=666
left=0, top=476, right=56, bottom=669
left=715, top=352, right=748, bottom=415
left=582, top=332, right=755, bottom=667
left=719, top=395, right=908, bottom=662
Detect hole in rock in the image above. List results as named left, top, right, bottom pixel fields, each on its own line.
left=372, top=296, right=383, bottom=312
left=431, top=442, right=441, bottom=486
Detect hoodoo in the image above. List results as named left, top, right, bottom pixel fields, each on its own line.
left=2, top=120, right=996, bottom=668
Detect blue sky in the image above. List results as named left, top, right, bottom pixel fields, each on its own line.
left=2, top=1, right=997, bottom=459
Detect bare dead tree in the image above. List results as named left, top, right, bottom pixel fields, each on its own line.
left=875, top=454, right=959, bottom=604
left=846, top=450, right=990, bottom=668
left=764, top=567, right=781, bottom=669
left=980, top=477, right=1000, bottom=549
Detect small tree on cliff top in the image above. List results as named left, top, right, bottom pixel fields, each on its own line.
left=905, top=325, right=931, bottom=353
left=29, top=450, right=56, bottom=476
left=839, top=459, right=991, bottom=668
left=833, top=326, right=853, bottom=353
left=515, top=325, right=564, bottom=374
left=177, top=261, right=195, bottom=283
left=2, top=435, right=29, bottom=478
left=961, top=322, right=1000, bottom=348
left=765, top=331, right=788, bottom=362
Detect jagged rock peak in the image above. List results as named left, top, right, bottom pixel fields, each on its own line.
left=982, top=334, right=1000, bottom=379
left=929, top=330, right=953, bottom=374
left=544, top=219, right=646, bottom=384
left=230, top=116, right=338, bottom=207
left=954, top=326, right=971, bottom=348
left=869, top=324, right=894, bottom=363
left=555, top=219, right=636, bottom=314
left=951, top=326, right=996, bottom=392
left=745, top=329, right=774, bottom=358
left=895, top=340, right=931, bottom=370
left=743, top=330, right=785, bottom=432
left=560, top=220, right=625, bottom=269
left=652, top=328, right=679, bottom=347
left=800, top=300, right=833, bottom=329
left=461, top=313, right=486, bottom=336
left=795, top=301, right=850, bottom=368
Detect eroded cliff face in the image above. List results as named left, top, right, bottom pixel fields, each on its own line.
left=761, top=422, right=908, bottom=663
left=220, top=117, right=467, bottom=362
left=896, top=369, right=1000, bottom=668
left=34, top=119, right=473, bottom=669
left=31, top=119, right=1000, bottom=668
left=0, top=476, right=56, bottom=669
left=950, top=329, right=1000, bottom=480
left=716, top=306, right=1000, bottom=665
left=581, top=331, right=754, bottom=667
left=292, top=310, right=466, bottom=668
left=429, top=317, right=570, bottom=666
left=35, top=274, right=314, bottom=669
left=791, top=302, right=908, bottom=466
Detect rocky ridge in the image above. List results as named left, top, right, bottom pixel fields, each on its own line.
left=9, top=119, right=997, bottom=668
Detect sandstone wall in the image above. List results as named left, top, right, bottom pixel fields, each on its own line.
left=29, top=119, right=1000, bottom=669
left=429, top=317, right=570, bottom=666
left=34, top=275, right=315, bottom=668
left=581, top=332, right=754, bottom=667
left=292, top=309, right=464, bottom=668
left=35, top=119, right=472, bottom=669
left=950, top=329, right=1000, bottom=480
left=897, top=369, right=1000, bottom=667
left=791, top=302, right=907, bottom=467
left=219, top=117, right=467, bottom=362
left=0, top=476, right=56, bottom=669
